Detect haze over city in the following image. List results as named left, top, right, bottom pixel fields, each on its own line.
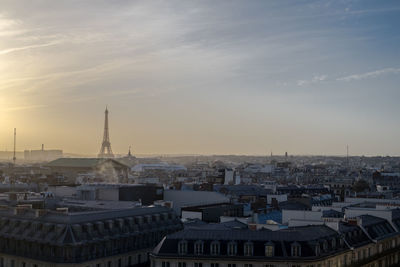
left=1, top=0, right=400, bottom=156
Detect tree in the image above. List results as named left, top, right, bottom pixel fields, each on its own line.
left=352, top=179, right=370, bottom=193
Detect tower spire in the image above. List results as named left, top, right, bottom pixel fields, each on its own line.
left=98, top=106, right=114, bottom=158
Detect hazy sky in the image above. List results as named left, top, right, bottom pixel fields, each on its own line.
left=1, top=0, right=400, bottom=156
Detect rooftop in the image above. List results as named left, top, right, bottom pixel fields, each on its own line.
left=46, top=158, right=128, bottom=168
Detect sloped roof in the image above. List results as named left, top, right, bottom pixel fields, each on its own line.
left=46, top=158, right=128, bottom=168
left=153, top=225, right=346, bottom=259
left=339, top=222, right=371, bottom=248
left=167, top=224, right=337, bottom=242
left=185, top=219, right=248, bottom=230
left=0, top=205, right=182, bottom=246
left=359, top=215, right=397, bottom=240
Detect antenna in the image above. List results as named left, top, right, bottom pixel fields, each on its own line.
left=13, top=128, right=16, bottom=165
left=346, top=145, right=349, bottom=166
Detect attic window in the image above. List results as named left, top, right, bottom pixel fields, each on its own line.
left=244, top=242, right=253, bottom=256
left=227, top=241, right=237, bottom=256
left=331, top=238, right=336, bottom=248
left=194, top=240, right=204, bottom=255
left=315, top=244, right=320, bottom=256
left=210, top=241, right=220, bottom=255
left=291, top=242, right=301, bottom=257
left=265, top=243, right=275, bottom=257
left=323, top=240, right=328, bottom=252
left=178, top=240, right=188, bottom=255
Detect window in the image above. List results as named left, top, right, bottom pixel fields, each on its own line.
left=210, top=241, right=220, bottom=255
left=332, top=238, right=336, bottom=248
left=162, top=262, right=170, bottom=267
left=118, top=259, right=122, bottom=267
left=178, top=241, right=188, bottom=255
left=244, top=242, right=254, bottom=256
left=265, top=265, right=276, bottom=267
left=211, top=264, right=219, bottom=267
left=178, top=262, right=186, bottom=267
left=323, top=240, right=328, bottom=252
left=314, top=244, right=320, bottom=256
left=194, top=263, right=202, bottom=267
left=265, top=244, right=275, bottom=257
left=227, top=242, right=237, bottom=256
left=108, top=261, right=112, bottom=267
left=228, top=264, right=236, bottom=267
left=129, top=256, right=132, bottom=265
left=194, top=241, right=204, bottom=255
left=244, top=264, right=252, bottom=267
left=291, top=243, right=301, bottom=257
left=0, top=258, right=3, bottom=267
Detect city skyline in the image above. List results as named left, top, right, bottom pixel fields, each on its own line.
left=1, top=1, right=400, bottom=156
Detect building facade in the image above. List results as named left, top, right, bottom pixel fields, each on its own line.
left=151, top=221, right=400, bottom=267
left=0, top=204, right=182, bottom=267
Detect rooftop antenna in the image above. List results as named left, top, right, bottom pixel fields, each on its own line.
left=13, top=128, right=16, bottom=165
left=346, top=145, right=349, bottom=166
left=128, top=146, right=132, bottom=157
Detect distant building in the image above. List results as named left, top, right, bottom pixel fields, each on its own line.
left=181, top=203, right=244, bottom=223
left=77, top=183, right=164, bottom=205
left=164, top=190, right=229, bottom=214
left=24, top=145, right=63, bottom=162
left=45, top=158, right=129, bottom=184
left=131, top=163, right=186, bottom=172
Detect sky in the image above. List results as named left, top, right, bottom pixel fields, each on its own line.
left=0, top=0, right=400, bottom=156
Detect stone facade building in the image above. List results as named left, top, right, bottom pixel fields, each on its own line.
left=0, top=204, right=182, bottom=267
left=151, top=213, right=400, bottom=267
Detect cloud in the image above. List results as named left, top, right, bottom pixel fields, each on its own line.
left=337, top=68, right=400, bottom=82
left=0, top=41, right=59, bottom=55
left=4, top=104, right=47, bottom=112
left=297, top=75, right=327, bottom=86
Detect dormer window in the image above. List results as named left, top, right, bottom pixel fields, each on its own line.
left=227, top=241, right=237, bottom=256
left=264, top=242, right=275, bottom=257
left=244, top=242, right=253, bottom=256
left=315, top=244, right=320, bottom=256
left=323, top=240, right=328, bottom=252
left=291, top=242, right=301, bottom=257
left=178, top=240, right=188, bottom=255
left=194, top=240, right=204, bottom=255
left=210, top=241, right=220, bottom=255
left=331, top=238, right=336, bottom=248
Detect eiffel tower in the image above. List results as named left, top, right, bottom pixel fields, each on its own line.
left=98, top=107, right=114, bottom=158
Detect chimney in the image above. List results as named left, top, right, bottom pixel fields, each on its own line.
left=56, top=207, right=69, bottom=214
